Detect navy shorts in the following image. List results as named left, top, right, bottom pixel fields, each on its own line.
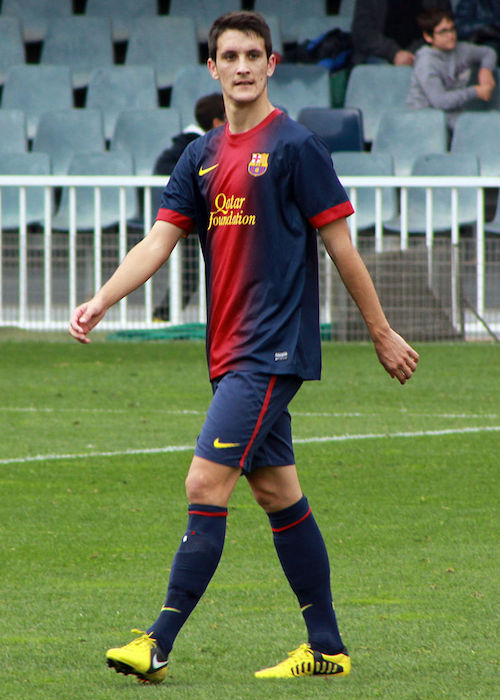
left=194, top=371, right=302, bottom=474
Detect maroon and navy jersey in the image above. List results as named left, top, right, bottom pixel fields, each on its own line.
left=157, top=109, right=353, bottom=381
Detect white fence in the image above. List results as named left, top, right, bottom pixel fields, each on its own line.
left=0, top=174, right=499, bottom=340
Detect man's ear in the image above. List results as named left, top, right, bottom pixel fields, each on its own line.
left=267, top=52, right=277, bottom=78
left=423, top=31, right=433, bottom=45
left=207, top=58, right=219, bottom=80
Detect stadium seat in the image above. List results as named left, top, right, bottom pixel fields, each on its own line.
left=85, top=0, right=158, bottom=42
left=40, top=17, right=114, bottom=89
left=2, top=65, right=73, bottom=140
left=297, top=107, right=363, bottom=153
left=344, top=64, right=413, bottom=143
left=52, top=151, right=136, bottom=232
left=451, top=111, right=500, bottom=176
left=0, top=17, right=24, bottom=86
left=372, top=108, right=447, bottom=176
left=171, top=66, right=222, bottom=129
left=125, top=17, right=198, bottom=90
left=32, top=109, right=105, bottom=176
left=1, top=0, right=72, bottom=43
left=168, top=0, right=237, bottom=42
left=268, top=64, right=331, bottom=120
left=294, top=14, right=353, bottom=43
left=110, top=108, right=181, bottom=176
left=333, top=151, right=397, bottom=231
left=337, top=0, right=356, bottom=18
left=384, top=153, right=479, bottom=234
left=86, top=66, right=158, bottom=141
left=0, top=152, right=51, bottom=230
left=0, top=110, right=27, bottom=153
left=254, top=0, right=327, bottom=43
left=261, top=15, right=284, bottom=58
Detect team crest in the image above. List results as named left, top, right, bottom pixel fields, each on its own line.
left=248, top=152, right=269, bottom=177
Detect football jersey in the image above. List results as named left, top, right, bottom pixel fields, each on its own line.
left=157, top=108, right=353, bottom=381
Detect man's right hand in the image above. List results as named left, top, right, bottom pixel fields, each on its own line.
left=69, top=299, right=107, bottom=344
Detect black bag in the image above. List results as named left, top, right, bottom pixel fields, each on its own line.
left=287, top=28, right=353, bottom=72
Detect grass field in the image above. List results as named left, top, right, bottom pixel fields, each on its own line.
left=0, top=332, right=498, bottom=699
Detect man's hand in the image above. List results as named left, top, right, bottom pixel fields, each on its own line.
left=69, top=298, right=107, bottom=344
left=393, top=49, right=414, bottom=66
left=373, top=328, right=419, bottom=384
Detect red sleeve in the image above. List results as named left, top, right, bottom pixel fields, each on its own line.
left=156, top=207, right=195, bottom=235
left=309, top=201, right=354, bottom=229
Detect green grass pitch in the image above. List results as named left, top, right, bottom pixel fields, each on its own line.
left=0, top=332, right=498, bottom=699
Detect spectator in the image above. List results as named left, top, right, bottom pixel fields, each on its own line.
left=351, top=0, right=452, bottom=65
left=152, top=93, right=225, bottom=320
left=406, top=8, right=496, bottom=131
left=455, top=0, right=500, bottom=56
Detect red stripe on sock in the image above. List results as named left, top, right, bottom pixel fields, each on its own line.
left=188, top=509, right=228, bottom=517
left=239, top=375, right=277, bottom=469
left=271, top=506, right=312, bottom=533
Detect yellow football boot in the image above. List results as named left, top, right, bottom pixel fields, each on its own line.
left=106, top=629, right=168, bottom=684
left=255, top=643, right=350, bottom=679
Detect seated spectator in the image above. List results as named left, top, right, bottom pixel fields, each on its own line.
left=153, top=93, right=225, bottom=321
left=154, top=93, right=225, bottom=176
left=455, top=0, right=500, bottom=57
left=406, top=8, right=496, bottom=131
left=351, top=0, right=452, bottom=66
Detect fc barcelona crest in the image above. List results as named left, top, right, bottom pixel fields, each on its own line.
left=248, top=152, right=269, bottom=177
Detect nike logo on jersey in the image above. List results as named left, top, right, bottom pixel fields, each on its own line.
left=198, top=163, right=219, bottom=176
left=151, top=652, right=169, bottom=670
left=213, top=437, right=240, bottom=448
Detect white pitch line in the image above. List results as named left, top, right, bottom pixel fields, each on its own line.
left=1, top=426, right=499, bottom=466
left=0, top=407, right=497, bottom=420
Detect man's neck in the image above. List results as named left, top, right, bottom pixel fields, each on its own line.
left=225, top=97, right=275, bottom=134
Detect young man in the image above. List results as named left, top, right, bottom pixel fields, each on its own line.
left=406, top=8, right=497, bottom=131
left=69, top=11, right=419, bottom=685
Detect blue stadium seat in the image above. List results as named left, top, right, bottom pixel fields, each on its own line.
left=1, top=0, right=72, bottom=43
left=85, top=0, right=158, bottom=42
left=2, top=65, right=73, bottom=140
left=171, top=66, right=222, bottom=129
left=384, top=153, right=479, bottom=234
left=0, top=17, right=24, bottom=85
left=297, top=107, right=363, bottom=153
left=0, top=152, right=51, bottom=230
left=86, top=66, right=158, bottom=141
left=344, top=65, right=413, bottom=143
left=372, top=108, right=447, bottom=176
left=254, top=0, right=327, bottom=43
left=32, top=109, right=105, bottom=175
left=110, top=108, right=181, bottom=176
left=268, top=64, right=331, bottom=120
left=125, top=17, right=198, bottom=90
left=168, top=0, right=237, bottom=42
left=40, top=17, right=114, bottom=89
left=0, top=110, right=27, bottom=153
left=333, top=151, right=397, bottom=231
left=451, top=111, right=500, bottom=176
left=52, top=151, right=136, bottom=232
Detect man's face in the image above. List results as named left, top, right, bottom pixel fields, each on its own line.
left=426, top=17, right=457, bottom=51
left=208, top=29, right=276, bottom=105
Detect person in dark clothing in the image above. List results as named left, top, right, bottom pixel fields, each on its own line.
left=351, top=0, right=452, bottom=65
left=152, top=93, right=225, bottom=320
left=455, top=0, right=500, bottom=57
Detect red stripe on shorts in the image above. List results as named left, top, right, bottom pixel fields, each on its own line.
left=239, top=375, right=277, bottom=469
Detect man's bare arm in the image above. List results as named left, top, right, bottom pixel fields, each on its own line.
left=69, top=220, right=183, bottom=343
left=319, top=218, right=419, bottom=383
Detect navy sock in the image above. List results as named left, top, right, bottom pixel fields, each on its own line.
left=268, top=495, right=345, bottom=655
left=148, top=503, right=227, bottom=655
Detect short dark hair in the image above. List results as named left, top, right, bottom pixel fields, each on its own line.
left=208, top=11, right=273, bottom=61
left=195, top=93, right=225, bottom=132
left=417, top=8, right=454, bottom=35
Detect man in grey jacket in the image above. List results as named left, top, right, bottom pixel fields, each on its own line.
left=406, top=7, right=497, bottom=130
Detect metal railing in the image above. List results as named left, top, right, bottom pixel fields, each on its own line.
left=0, top=174, right=499, bottom=340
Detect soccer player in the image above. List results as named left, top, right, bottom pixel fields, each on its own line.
left=69, top=11, right=419, bottom=685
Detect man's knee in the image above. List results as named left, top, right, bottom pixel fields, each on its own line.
left=185, top=457, right=239, bottom=506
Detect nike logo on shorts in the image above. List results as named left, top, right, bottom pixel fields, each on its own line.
left=213, top=437, right=240, bottom=448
